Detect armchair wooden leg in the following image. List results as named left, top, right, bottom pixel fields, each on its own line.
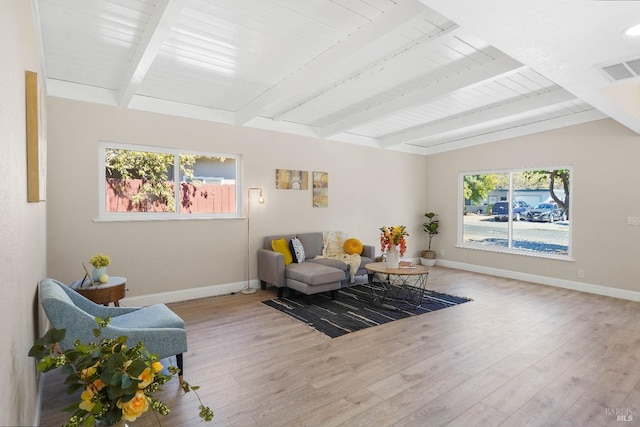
left=176, top=353, right=184, bottom=383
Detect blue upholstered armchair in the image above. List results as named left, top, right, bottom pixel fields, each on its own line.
left=38, top=278, right=188, bottom=376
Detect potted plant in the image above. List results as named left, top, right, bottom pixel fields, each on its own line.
left=420, top=212, right=439, bottom=266
left=89, top=252, right=111, bottom=283
left=29, top=317, right=214, bottom=426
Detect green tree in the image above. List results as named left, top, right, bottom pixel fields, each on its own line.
left=524, top=169, right=570, bottom=215
left=106, top=149, right=199, bottom=212
left=463, top=174, right=501, bottom=204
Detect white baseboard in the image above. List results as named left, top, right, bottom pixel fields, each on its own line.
left=436, top=259, right=640, bottom=302
left=34, top=371, right=44, bottom=427
left=121, top=279, right=257, bottom=306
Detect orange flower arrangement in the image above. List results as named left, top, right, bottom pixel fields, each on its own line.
left=379, top=225, right=409, bottom=256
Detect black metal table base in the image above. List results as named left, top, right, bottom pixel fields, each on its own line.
left=365, top=271, right=430, bottom=311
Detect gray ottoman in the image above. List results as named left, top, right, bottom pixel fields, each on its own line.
left=285, top=262, right=345, bottom=304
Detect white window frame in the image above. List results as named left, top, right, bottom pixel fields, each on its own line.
left=457, top=166, right=573, bottom=261
left=97, top=141, right=243, bottom=221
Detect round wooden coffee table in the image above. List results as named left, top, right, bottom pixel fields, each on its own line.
left=364, top=262, right=430, bottom=309
left=70, top=276, right=127, bottom=306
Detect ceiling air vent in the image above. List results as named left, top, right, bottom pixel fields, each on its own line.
left=600, top=58, right=640, bottom=81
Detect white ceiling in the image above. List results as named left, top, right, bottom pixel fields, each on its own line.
left=34, top=0, right=640, bottom=155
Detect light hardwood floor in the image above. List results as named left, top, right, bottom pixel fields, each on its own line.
left=39, top=267, right=640, bottom=426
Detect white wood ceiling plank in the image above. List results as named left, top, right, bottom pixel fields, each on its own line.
left=516, top=69, right=557, bottom=90
left=268, top=0, right=378, bottom=27
left=506, top=72, right=553, bottom=94
left=266, top=25, right=442, bottom=119
left=379, top=88, right=578, bottom=147
left=317, top=56, right=524, bottom=137
left=193, top=0, right=350, bottom=41
left=421, top=9, right=456, bottom=29
left=332, top=0, right=392, bottom=19
left=36, top=0, right=616, bottom=155
left=175, top=1, right=349, bottom=84
left=360, top=0, right=399, bottom=12
left=419, top=105, right=597, bottom=147
left=419, top=110, right=606, bottom=155
left=118, top=0, right=189, bottom=107
left=172, top=15, right=264, bottom=59
left=160, top=43, right=236, bottom=72
left=139, top=57, right=262, bottom=111
left=272, top=25, right=466, bottom=123
left=282, top=50, right=528, bottom=130
left=470, top=81, right=520, bottom=103
left=427, top=44, right=478, bottom=70
left=40, top=0, right=151, bottom=23
left=563, top=100, right=591, bottom=114
left=168, top=27, right=237, bottom=56
left=495, top=75, right=539, bottom=96
left=235, top=0, right=429, bottom=125
left=161, top=32, right=236, bottom=64
left=443, top=36, right=494, bottom=65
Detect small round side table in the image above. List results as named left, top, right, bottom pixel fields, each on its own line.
left=70, top=276, right=127, bottom=306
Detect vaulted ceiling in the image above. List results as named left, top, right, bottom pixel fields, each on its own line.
left=35, top=0, right=640, bottom=155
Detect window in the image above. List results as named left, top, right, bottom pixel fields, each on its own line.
left=99, top=142, right=242, bottom=220
left=460, top=168, right=571, bottom=259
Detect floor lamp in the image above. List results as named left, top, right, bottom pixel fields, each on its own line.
left=242, top=187, right=265, bottom=294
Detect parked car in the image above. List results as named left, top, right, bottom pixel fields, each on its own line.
left=527, top=202, right=567, bottom=222
left=492, top=201, right=530, bottom=221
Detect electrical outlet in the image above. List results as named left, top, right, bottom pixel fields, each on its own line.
left=439, top=249, right=445, bottom=257
left=577, top=269, right=585, bottom=278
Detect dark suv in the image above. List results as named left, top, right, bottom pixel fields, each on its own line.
left=492, top=201, right=530, bottom=221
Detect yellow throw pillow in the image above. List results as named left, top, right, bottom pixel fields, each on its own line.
left=343, top=238, right=364, bottom=255
left=271, top=238, right=293, bottom=265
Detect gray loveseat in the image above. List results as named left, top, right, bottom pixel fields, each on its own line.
left=257, top=232, right=375, bottom=303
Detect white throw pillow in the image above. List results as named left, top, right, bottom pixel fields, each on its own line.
left=323, top=231, right=347, bottom=257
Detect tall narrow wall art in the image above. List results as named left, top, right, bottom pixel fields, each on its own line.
left=25, top=70, right=46, bottom=202
left=313, top=171, right=328, bottom=207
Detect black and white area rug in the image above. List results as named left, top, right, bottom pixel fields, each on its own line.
left=262, top=284, right=472, bottom=338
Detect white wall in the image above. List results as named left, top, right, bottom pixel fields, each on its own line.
left=46, top=100, right=640, bottom=303
left=0, top=1, right=48, bottom=425
left=46, top=97, right=430, bottom=300
left=425, top=118, right=640, bottom=295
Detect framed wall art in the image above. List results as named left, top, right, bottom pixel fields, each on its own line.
left=275, top=169, right=308, bottom=190
left=25, top=70, right=46, bottom=202
left=312, top=171, right=328, bottom=207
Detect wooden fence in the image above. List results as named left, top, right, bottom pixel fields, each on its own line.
left=106, top=179, right=236, bottom=213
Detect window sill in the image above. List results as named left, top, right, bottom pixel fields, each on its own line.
left=456, top=242, right=574, bottom=261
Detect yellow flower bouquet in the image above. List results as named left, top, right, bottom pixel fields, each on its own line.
left=379, top=225, right=409, bottom=256
left=89, top=253, right=111, bottom=269
left=29, top=318, right=213, bottom=426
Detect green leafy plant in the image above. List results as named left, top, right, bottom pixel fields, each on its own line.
left=422, top=212, right=439, bottom=252
left=29, top=318, right=213, bottom=426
